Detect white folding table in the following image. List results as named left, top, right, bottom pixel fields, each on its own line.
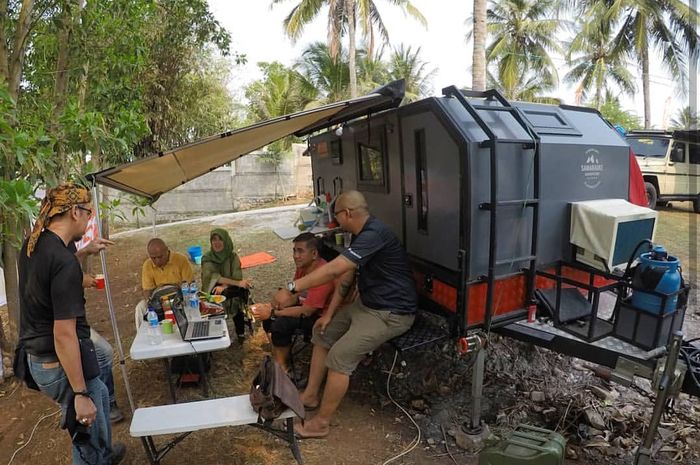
left=130, top=322, right=231, bottom=402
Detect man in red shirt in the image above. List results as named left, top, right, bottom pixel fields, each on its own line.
left=253, top=233, right=334, bottom=373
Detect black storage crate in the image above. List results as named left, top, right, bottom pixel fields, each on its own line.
left=613, top=286, right=688, bottom=351
left=535, top=262, right=621, bottom=342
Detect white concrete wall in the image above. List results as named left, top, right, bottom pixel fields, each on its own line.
left=108, top=145, right=312, bottom=225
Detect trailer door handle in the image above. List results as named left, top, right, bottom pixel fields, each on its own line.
left=403, top=194, right=413, bottom=207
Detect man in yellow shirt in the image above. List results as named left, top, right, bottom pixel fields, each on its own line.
left=141, top=238, right=193, bottom=300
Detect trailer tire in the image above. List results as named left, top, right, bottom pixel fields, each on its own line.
left=645, top=182, right=658, bottom=209
left=694, top=195, right=700, bottom=214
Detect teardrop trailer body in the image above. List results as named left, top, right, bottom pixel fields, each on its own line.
left=90, top=81, right=699, bottom=465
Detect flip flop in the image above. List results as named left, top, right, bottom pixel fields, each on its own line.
left=294, top=422, right=329, bottom=439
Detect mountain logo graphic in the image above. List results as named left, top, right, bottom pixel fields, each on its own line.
left=581, top=149, right=604, bottom=189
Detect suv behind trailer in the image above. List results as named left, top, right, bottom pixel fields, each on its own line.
left=626, top=129, right=700, bottom=212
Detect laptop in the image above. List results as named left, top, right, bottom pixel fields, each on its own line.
left=172, top=302, right=226, bottom=341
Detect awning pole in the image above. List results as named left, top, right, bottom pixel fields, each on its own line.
left=91, top=182, right=136, bottom=413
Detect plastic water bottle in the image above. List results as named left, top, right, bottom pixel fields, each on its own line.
left=188, top=281, right=200, bottom=320
left=181, top=282, right=190, bottom=301
left=189, top=281, right=199, bottom=309
left=146, top=306, right=162, bottom=345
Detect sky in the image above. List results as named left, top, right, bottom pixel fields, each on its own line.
left=208, top=0, right=695, bottom=129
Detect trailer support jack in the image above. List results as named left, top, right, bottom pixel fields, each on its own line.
left=459, top=345, right=490, bottom=448
left=634, top=332, right=684, bottom=465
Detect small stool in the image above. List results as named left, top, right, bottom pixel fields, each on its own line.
left=479, top=424, right=566, bottom=465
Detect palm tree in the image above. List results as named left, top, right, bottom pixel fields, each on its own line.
left=244, top=61, right=317, bottom=152
left=486, top=65, right=560, bottom=103
left=356, top=46, right=389, bottom=94
left=471, top=0, right=488, bottom=91
left=296, top=42, right=351, bottom=104
left=387, top=44, right=436, bottom=102
left=271, top=0, right=426, bottom=97
left=670, top=106, right=700, bottom=129
left=565, top=14, right=636, bottom=110
left=486, top=0, right=561, bottom=100
left=575, top=0, right=700, bottom=128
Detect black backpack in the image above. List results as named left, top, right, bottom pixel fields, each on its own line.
left=145, top=284, right=183, bottom=321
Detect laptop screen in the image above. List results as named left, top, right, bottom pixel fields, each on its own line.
left=171, top=302, right=189, bottom=339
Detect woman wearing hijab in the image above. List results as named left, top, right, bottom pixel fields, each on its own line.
left=201, top=228, right=252, bottom=342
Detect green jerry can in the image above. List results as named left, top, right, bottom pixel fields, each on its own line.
left=479, top=424, right=567, bottom=465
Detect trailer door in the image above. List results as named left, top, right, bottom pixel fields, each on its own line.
left=400, top=113, right=461, bottom=271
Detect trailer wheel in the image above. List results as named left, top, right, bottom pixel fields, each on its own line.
left=644, top=182, right=658, bottom=209
left=694, top=195, right=700, bottom=214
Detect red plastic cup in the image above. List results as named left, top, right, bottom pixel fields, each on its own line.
left=95, top=274, right=105, bottom=290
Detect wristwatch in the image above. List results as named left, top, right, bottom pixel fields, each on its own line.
left=286, top=280, right=297, bottom=294
left=74, top=390, right=91, bottom=398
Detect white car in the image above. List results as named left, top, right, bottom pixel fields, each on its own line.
left=626, top=130, right=700, bottom=212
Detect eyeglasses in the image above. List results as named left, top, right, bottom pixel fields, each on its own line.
left=334, top=208, right=353, bottom=218
left=76, top=206, right=93, bottom=216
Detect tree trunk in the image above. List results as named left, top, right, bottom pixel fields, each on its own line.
left=346, top=0, right=357, bottom=98
left=53, top=0, right=83, bottom=180
left=0, top=0, right=35, bottom=356
left=642, top=46, right=651, bottom=128
left=7, top=0, right=35, bottom=100
left=1, top=221, right=21, bottom=352
left=472, top=0, right=487, bottom=91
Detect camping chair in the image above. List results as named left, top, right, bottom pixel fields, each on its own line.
left=134, top=300, right=148, bottom=330
left=287, top=319, right=314, bottom=388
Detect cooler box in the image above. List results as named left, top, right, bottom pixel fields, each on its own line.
left=479, top=424, right=566, bottom=465
left=570, top=199, right=657, bottom=272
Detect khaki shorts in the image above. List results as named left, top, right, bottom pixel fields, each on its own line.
left=312, top=300, right=415, bottom=375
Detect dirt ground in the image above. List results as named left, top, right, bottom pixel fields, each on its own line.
left=0, top=203, right=698, bottom=465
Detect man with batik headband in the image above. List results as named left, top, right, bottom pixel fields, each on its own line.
left=19, top=183, right=125, bottom=464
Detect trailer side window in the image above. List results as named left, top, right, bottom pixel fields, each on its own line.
left=359, top=144, right=384, bottom=182
left=356, top=127, right=388, bottom=192
left=415, top=129, right=428, bottom=232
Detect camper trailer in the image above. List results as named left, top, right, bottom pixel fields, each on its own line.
left=306, top=85, right=647, bottom=338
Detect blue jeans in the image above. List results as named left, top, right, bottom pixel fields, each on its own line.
left=28, top=354, right=114, bottom=465
left=90, top=329, right=115, bottom=405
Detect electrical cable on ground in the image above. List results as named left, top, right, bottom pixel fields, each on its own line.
left=381, top=350, right=421, bottom=465
left=7, top=408, right=61, bottom=465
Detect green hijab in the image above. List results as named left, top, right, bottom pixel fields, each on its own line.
left=201, top=229, right=243, bottom=292
left=202, top=228, right=234, bottom=265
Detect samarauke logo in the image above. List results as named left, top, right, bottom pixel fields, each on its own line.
left=581, top=149, right=604, bottom=189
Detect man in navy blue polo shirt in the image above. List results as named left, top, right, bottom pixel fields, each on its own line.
left=273, top=190, right=416, bottom=438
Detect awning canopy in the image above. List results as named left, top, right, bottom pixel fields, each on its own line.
left=89, top=80, right=405, bottom=199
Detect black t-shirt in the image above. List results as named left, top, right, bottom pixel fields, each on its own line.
left=19, top=230, right=90, bottom=355
left=341, top=216, right=417, bottom=313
